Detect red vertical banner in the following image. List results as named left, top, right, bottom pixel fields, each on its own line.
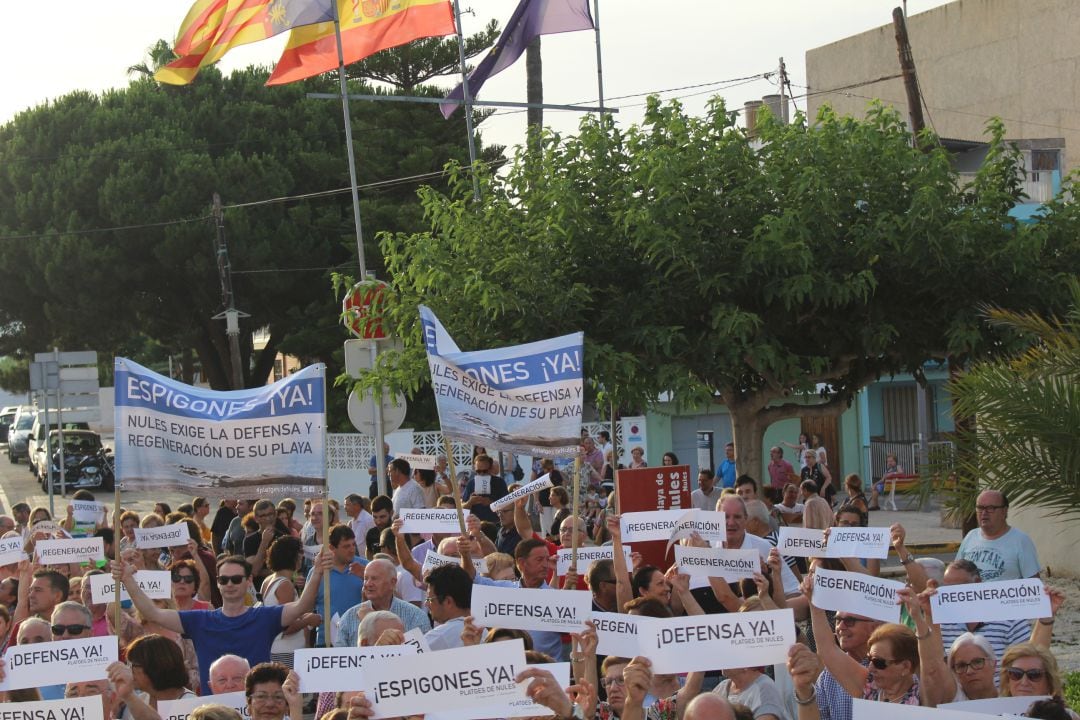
left=616, top=465, right=691, bottom=568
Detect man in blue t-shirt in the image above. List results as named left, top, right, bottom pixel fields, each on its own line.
left=116, top=550, right=329, bottom=694
left=717, top=442, right=737, bottom=488
left=307, top=524, right=367, bottom=646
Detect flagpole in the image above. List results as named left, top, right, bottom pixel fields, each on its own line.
left=331, top=1, right=369, bottom=278
left=450, top=0, right=481, bottom=200
left=332, top=2, right=389, bottom=489
left=592, top=0, right=605, bottom=116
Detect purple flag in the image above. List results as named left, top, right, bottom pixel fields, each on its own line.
left=441, top=0, right=594, bottom=118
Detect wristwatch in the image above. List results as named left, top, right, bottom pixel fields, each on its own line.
left=899, top=555, right=915, bottom=565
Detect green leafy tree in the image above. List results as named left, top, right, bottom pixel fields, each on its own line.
left=949, top=280, right=1080, bottom=517
left=357, top=99, right=1073, bottom=474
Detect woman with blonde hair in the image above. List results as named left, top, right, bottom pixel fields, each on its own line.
left=484, top=552, right=516, bottom=581
left=1000, top=643, right=1078, bottom=718
left=802, top=496, right=834, bottom=531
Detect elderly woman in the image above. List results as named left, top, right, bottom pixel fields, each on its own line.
left=812, top=587, right=921, bottom=708
left=1000, top=643, right=1078, bottom=718
left=246, top=662, right=302, bottom=720
left=907, top=587, right=998, bottom=706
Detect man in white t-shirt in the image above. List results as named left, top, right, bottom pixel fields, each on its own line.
left=422, top=565, right=473, bottom=651
left=956, top=490, right=1040, bottom=582
left=774, top=483, right=805, bottom=525
left=720, top=496, right=799, bottom=596
left=691, top=469, right=723, bottom=512
left=345, top=493, right=375, bottom=543
left=390, top=458, right=426, bottom=516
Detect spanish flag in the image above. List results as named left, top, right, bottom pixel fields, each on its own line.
left=267, top=0, right=455, bottom=86
left=156, top=0, right=335, bottom=85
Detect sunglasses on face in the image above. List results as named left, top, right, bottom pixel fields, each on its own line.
left=1005, top=666, right=1046, bottom=683
left=869, top=656, right=896, bottom=670
left=217, top=574, right=246, bottom=586
left=172, top=573, right=196, bottom=583
left=52, top=624, right=90, bottom=636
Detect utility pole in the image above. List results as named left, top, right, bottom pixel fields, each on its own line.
left=212, top=193, right=248, bottom=390
left=892, top=6, right=928, bottom=148
left=778, top=57, right=789, bottom=124
left=526, top=37, right=543, bottom=139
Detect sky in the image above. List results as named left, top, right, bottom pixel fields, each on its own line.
left=1, top=1, right=956, bottom=154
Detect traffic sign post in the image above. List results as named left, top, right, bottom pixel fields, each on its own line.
left=342, top=280, right=394, bottom=496
left=32, top=350, right=100, bottom=513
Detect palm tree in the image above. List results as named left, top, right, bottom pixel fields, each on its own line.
left=127, top=40, right=178, bottom=80
left=948, top=279, right=1080, bottom=518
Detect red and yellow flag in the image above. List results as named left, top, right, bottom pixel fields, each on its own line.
left=156, top=0, right=335, bottom=85
left=267, top=0, right=455, bottom=85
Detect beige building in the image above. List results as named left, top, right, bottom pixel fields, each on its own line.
left=806, top=0, right=1076, bottom=196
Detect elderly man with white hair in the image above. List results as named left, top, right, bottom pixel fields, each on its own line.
left=209, top=654, right=252, bottom=695
left=17, top=618, right=65, bottom=699
left=335, top=558, right=429, bottom=647
left=66, top=678, right=121, bottom=720
left=50, top=600, right=94, bottom=641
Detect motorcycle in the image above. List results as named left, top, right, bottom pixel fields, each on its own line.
left=45, top=433, right=113, bottom=493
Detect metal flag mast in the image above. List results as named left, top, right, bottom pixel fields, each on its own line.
left=330, top=1, right=388, bottom=492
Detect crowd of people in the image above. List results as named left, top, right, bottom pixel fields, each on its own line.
left=0, top=434, right=1072, bottom=720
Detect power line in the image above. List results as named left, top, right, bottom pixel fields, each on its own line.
left=790, top=77, right=1080, bottom=136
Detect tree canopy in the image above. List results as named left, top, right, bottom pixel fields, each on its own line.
left=363, top=98, right=1077, bottom=473
left=0, top=52, right=500, bottom=400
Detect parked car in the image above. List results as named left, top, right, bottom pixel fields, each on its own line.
left=41, top=430, right=112, bottom=493
left=7, top=406, right=36, bottom=462
left=0, top=410, right=15, bottom=444
left=29, top=415, right=90, bottom=478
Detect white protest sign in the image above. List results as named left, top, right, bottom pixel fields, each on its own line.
left=0, top=636, right=119, bottom=690
left=942, top=695, right=1051, bottom=715
left=825, top=526, right=891, bottom=559
left=159, top=692, right=250, bottom=720
left=0, top=696, right=104, bottom=720
left=427, top=662, right=571, bottom=720
left=556, top=545, right=632, bottom=576
left=0, top=535, right=26, bottom=566
left=133, top=523, right=190, bottom=549
left=363, top=638, right=528, bottom=718
left=619, top=509, right=688, bottom=543
left=35, top=537, right=104, bottom=565
left=776, top=527, right=826, bottom=557
left=397, top=453, right=437, bottom=470
left=665, top=509, right=727, bottom=553
left=422, top=550, right=486, bottom=576
left=330, top=613, right=342, bottom=646
left=71, top=500, right=108, bottom=525
left=31, top=520, right=65, bottom=538
left=399, top=508, right=463, bottom=535
left=295, top=645, right=420, bottom=692
left=490, top=474, right=554, bottom=511
left=303, top=544, right=322, bottom=563
left=88, top=570, right=172, bottom=604
left=674, top=545, right=759, bottom=582
left=853, top=698, right=990, bottom=720
left=643, top=608, right=796, bottom=674
left=473, top=474, right=492, bottom=495
left=402, top=626, right=431, bottom=654
left=594, top=612, right=643, bottom=658
left=472, top=584, right=591, bottom=635
left=930, top=578, right=1050, bottom=625
left=812, top=568, right=903, bottom=624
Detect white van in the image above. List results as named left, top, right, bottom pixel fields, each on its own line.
left=28, top=412, right=90, bottom=477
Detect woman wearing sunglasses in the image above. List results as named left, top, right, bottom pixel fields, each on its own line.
left=1000, top=644, right=1078, bottom=718
left=169, top=558, right=211, bottom=611
left=814, top=610, right=922, bottom=706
